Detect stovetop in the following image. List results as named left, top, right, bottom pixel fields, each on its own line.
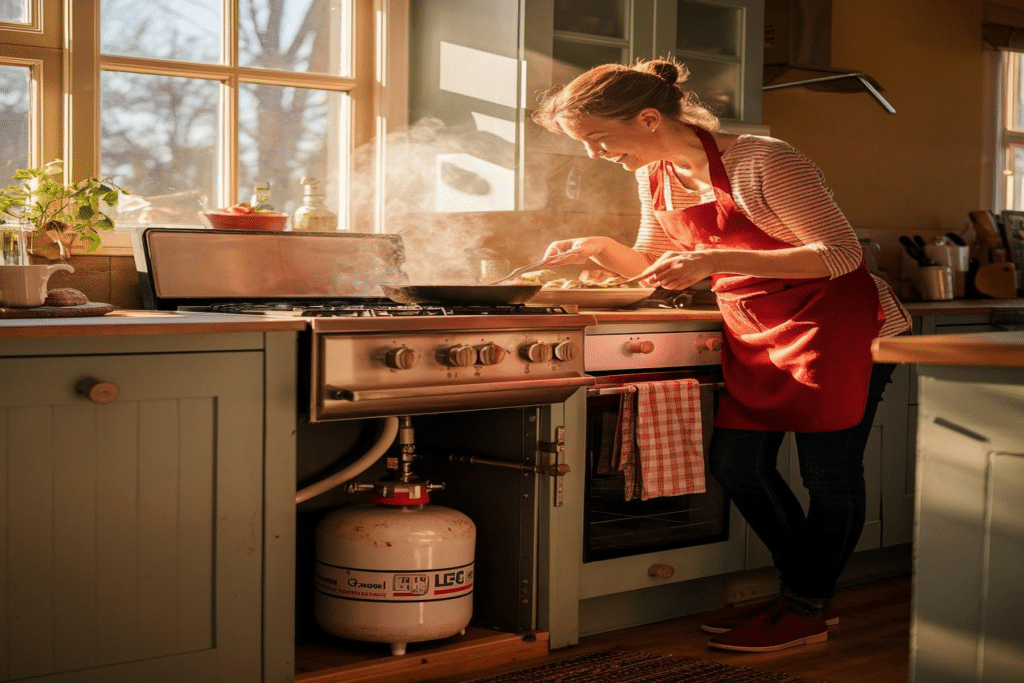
left=183, top=299, right=572, bottom=318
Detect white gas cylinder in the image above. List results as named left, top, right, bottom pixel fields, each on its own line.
left=314, top=488, right=475, bottom=656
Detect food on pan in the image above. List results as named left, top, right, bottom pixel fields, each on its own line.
left=521, top=268, right=643, bottom=289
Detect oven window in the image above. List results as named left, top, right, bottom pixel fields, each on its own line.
left=583, top=373, right=729, bottom=563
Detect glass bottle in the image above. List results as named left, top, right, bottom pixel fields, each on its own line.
left=250, top=180, right=274, bottom=211
left=291, top=177, right=338, bottom=231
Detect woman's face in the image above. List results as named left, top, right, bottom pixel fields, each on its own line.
left=558, top=111, right=661, bottom=171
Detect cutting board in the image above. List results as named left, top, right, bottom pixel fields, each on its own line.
left=974, top=262, right=1018, bottom=299
left=0, top=302, right=115, bottom=319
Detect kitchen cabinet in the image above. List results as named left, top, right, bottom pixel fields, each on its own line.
left=912, top=364, right=1024, bottom=682
left=881, top=312, right=1012, bottom=549
left=0, top=331, right=297, bottom=683
left=526, top=0, right=765, bottom=130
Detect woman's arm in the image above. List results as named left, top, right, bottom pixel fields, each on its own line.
left=542, top=235, right=651, bottom=276
left=639, top=244, right=828, bottom=290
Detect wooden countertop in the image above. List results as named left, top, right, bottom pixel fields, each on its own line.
left=901, top=299, right=1024, bottom=315
left=0, top=310, right=308, bottom=340
left=873, top=331, right=1024, bottom=368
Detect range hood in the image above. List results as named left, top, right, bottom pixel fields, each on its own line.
left=763, top=0, right=896, bottom=114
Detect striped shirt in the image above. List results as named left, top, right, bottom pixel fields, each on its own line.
left=634, top=134, right=911, bottom=338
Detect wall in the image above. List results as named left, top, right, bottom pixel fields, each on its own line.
left=762, top=0, right=1002, bottom=233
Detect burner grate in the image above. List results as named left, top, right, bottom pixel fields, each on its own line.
left=197, top=300, right=570, bottom=317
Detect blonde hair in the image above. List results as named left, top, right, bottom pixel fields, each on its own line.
left=532, top=58, right=720, bottom=133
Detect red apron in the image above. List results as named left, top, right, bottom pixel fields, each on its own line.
left=650, top=127, right=884, bottom=432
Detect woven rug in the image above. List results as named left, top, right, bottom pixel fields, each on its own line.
left=466, top=648, right=810, bottom=683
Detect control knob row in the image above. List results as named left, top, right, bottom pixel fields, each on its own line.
left=520, top=340, right=580, bottom=363
left=381, top=340, right=580, bottom=369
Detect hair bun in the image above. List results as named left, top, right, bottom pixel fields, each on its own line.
left=645, top=59, right=689, bottom=86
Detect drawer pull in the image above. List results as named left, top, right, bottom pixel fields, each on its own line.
left=625, top=340, right=655, bottom=354
left=648, top=564, right=675, bottom=580
left=77, top=379, right=119, bottom=404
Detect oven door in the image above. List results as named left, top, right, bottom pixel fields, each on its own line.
left=583, top=369, right=727, bottom=563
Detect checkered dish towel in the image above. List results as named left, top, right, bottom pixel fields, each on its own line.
left=618, top=378, right=706, bottom=501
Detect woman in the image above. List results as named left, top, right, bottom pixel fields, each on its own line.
left=533, top=59, right=911, bottom=653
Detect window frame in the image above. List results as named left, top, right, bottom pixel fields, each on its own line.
left=1, top=0, right=382, bottom=242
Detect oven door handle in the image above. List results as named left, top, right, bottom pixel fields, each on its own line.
left=326, top=375, right=597, bottom=402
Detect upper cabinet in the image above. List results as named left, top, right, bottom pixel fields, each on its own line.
left=526, top=0, right=764, bottom=128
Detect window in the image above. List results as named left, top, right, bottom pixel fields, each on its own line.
left=1001, top=50, right=1024, bottom=210
left=0, top=0, right=377, bottom=233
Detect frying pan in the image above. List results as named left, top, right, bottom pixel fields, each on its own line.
left=379, top=284, right=542, bottom=306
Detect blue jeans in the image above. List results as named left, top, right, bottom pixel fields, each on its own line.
left=708, top=362, right=898, bottom=615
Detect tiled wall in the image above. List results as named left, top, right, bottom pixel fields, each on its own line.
left=43, top=255, right=143, bottom=309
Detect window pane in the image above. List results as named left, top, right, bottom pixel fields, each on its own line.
left=0, top=0, right=27, bottom=23
left=101, top=71, right=219, bottom=225
left=1009, top=145, right=1024, bottom=211
left=0, top=65, right=29, bottom=174
left=675, top=0, right=741, bottom=58
left=239, top=0, right=350, bottom=76
left=100, top=0, right=221, bottom=64
left=238, top=83, right=347, bottom=220
left=553, top=0, right=627, bottom=39
left=680, top=57, right=739, bottom=120
left=552, top=40, right=628, bottom=85
left=1011, top=53, right=1024, bottom=132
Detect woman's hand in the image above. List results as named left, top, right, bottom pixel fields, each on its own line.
left=542, top=236, right=615, bottom=266
left=639, top=249, right=718, bottom=290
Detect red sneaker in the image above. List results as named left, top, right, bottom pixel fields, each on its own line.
left=707, top=603, right=828, bottom=652
left=700, top=599, right=838, bottom=634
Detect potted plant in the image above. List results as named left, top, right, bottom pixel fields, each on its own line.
left=0, top=159, right=128, bottom=264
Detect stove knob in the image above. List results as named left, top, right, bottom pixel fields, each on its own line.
left=552, top=340, right=580, bottom=362
left=440, top=344, right=478, bottom=367
left=383, top=346, right=420, bottom=370
left=476, top=342, right=506, bottom=366
left=519, top=341, right=552, bottom=363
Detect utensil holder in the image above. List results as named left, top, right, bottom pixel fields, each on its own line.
left=924, top=244, right=970, bottom=297
left=916, top=265, right=954, bottom=301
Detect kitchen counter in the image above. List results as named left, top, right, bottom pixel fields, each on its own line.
left=873, top=330, right=1024, bottom=367
left=0, top=309, right=308, bottom=339
left=581, top=297, right=1024, bottom=325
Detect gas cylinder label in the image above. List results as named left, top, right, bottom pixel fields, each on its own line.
left=315, top=561, right=474, bottom=603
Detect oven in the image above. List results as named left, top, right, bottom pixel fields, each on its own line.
left=574, top=323, right=748, bottom=623
left=582, top=326, right=727, bottom=562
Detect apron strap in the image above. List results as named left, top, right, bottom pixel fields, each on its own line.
left=692, top=126, right=732, bottom=196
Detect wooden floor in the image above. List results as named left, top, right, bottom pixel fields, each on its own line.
left=428, top=574, right=912, bottom=683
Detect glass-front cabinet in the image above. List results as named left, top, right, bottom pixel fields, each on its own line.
left=529, top=0, right=764, bottom=127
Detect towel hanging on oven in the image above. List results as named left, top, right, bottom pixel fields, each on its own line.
left=618, top=379, right=706, bottom=501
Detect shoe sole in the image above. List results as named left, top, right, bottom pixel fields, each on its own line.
left=700, top=616, right=838, bottom=635
left=708, top=630, right=828, bottom=652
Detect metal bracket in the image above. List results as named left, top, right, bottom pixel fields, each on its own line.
left=538, top=425, right=567, bottom=507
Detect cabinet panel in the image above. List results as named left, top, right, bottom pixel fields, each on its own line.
left=0, top=352, right=263, bottom=683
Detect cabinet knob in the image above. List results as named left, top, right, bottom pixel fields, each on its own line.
left=647, top=564, right=675, bottom=580
left=705, top=337, right=723, bottom=351
left=625, top=340, right=655, bottom=354
left=77, top=378, right=119, bottom=404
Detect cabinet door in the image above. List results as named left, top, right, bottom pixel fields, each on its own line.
left=655, top=0, right=764, bottom=124
left=0, top=352, right=264, bottom=683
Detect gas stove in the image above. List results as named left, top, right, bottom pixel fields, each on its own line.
left=137, top=228, right=596, bottom=420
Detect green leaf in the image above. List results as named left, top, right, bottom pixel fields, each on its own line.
left=77, top=205, right=95, bottom=219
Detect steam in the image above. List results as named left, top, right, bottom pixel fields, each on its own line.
left=351, top=115, right=639, bottom=285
